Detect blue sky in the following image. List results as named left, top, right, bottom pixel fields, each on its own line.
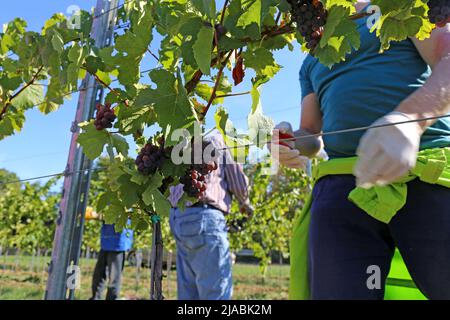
left=0, top=0, right=305, bottom=183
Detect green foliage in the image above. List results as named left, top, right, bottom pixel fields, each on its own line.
left=85, top=158, right=175, bottom=252
left=0, top=170, right=59, bottom=252
left=0, top=0, right=440, bottom=233
left=228, top=159, right=311, bottom=275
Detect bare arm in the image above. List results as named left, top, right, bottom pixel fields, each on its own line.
left=294, top=93, right=324, bottom=157
left=398, top=26, right=450, bottom=129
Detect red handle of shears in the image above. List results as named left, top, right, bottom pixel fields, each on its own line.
left=277, top=132, right=294, bottom=149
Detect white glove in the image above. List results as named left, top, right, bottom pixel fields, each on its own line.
left=270, top=122, right=309, bottom=169
left=354, top=111, right=423, bottom=189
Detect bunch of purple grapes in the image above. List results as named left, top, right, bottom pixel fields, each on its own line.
left=180, top=162, right=218, bottom=199
left=428, top=0, right=450, bottom=27
left=94, top=103, right=116, bottom=130
left=288, top=0, right=328, bottom=52
left=135, top=142, right=167, bottom=176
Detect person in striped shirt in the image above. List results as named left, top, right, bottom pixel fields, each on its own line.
left=168, top=129, right=252, bottom=300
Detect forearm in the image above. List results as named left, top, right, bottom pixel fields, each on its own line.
left=397, top=54, right=450, bottom=131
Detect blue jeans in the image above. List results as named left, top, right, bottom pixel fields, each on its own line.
left=170, top=205, right=232, bottom=300
left=309, top=175, right=450, bottom=300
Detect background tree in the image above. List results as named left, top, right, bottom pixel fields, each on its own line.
left=0, top=171, right=59, bottom=252
left=228, top=159, right=311, bottom=275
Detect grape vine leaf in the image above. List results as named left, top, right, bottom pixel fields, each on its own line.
left=316, top=4, right=360, bottom=67
left=117, top=174, right=141, bottom=208
left=371, top=0, right=433, bottom=51
left=191, top=0, right=217, bottom=19
left=242, top=47, right=281, bottom=82
left=77, top=122, right=110, bottom=160
left=110, top=134, right=129, bottom=157
left=248, top=86, right=274, bottom=147
left=238, top=0, right=262, bottom=30
left=79, top=121, right=130, bottom=160
left=11, top=84, right=44, bottom=110
left=214, top=106, right=251, bottom=159
left=141, top=171, right=171, bottom=216
left=0, top=112, right=25, bottom=140
left=193, top=25, right=214, bottom=75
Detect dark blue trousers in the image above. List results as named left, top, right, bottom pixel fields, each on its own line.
left=309, top=175, right=450, bottom=300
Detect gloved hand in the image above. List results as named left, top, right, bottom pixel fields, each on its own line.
left=270, top=122, right=309, bottom=169
left=354, top=111, right=423, bottom=189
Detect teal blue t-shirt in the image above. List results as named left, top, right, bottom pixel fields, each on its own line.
left=300, top=14, right=450, bottom=159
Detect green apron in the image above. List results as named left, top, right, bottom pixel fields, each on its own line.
left=289, top=147, right=450, bottom=300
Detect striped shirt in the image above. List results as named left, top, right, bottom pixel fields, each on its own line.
left=168, top=130, right=250, bottom=214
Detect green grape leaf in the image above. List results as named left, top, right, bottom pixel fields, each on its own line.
left=96, top=193, right=110, bottom=212
left=248, top=86, right=274, bottom=148
left=193, top=26, right=214, bottom=75
left=191, top=0, right=217, bottom=19
left=51, top=32, right=64, bottom=53
left=110, top=134, right=129, bottom=157
left=137, top=69, right=197, bottom=147
left=315, top=5, right=360, bottom=67
left=142, top=172, right=164, bottom=199
left=242, top=47, right=281, bottom=80
left=11, top=84, right=44, bottom=110
left=117, top=174, right=140, bottom=208
left=0, top=112, right=25, bottom=140
left=371, top=0, right=433, bottom=51
left=149, top=189, right=172, bottom=217
left=238, top=0, right=262, bottom=30
left=214, top=107, right=251, bottom=160
left=38, top=100, right=60, bottom=115
left=77, top=122, right=110, bottom=160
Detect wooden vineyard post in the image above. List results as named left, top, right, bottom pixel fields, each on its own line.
left=150, top=219, right=164, bottom=300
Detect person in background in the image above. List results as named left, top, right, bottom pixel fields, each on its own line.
left=90, top=216, right=134, bottom=300
left=168, top=130, right=253, bottom=300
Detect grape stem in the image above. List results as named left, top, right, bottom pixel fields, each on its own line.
left=84, top=67, right=130, bottom=107
left=220, top=0, right=230, bottom=25
left=215, top=91, right=251, bottom=99
left=203, top=50, right=234, bottom=117
left=0, top=65, right=44, bottom=122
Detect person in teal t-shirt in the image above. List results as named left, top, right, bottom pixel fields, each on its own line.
left=271, top=0, right=450, bottom=299
left=299, top=15, right=450, bottom=159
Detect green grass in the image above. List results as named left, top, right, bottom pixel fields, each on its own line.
left=0, top=255, right=289, bottom=300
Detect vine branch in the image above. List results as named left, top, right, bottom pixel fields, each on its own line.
left=83, top=67, right=130, bottom=107
left=220, top=0, right=230, bottom=25
left=0, top=65, right=44, bottom=121
left=203, top=50, right=234, bottom=117
left=215, top=91, right=251, bottom=99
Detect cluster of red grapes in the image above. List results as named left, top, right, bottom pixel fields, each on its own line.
left=428, top=0, right=450, bottom=27
left=135, top=141, right=168, bottom=176
left=94, top=103, right=116, bottom=130
left=288, top=0, right=328, bottom=52
left=180, top=162, right=218, bottom=199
